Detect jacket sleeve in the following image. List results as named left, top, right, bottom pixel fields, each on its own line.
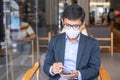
left=43, top=36, right=56, bottom=77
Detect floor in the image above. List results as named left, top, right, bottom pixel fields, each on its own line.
left=101, top=53, right=120, bottom=80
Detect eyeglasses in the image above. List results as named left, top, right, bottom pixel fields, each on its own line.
left=63, top=23, right=82, bottom=30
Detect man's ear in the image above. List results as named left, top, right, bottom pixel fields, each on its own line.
left=83, top=21, right=86, bottom=26
left=79, top=21, right=86, bottom=32
left=81, top=21, right=86, bottom=28
left=61, top=19, right=64, bottom=30
left=61, top=19, right=63, bottom=23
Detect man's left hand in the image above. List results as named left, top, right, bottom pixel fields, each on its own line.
left=59, top=70, right=79, bottom=79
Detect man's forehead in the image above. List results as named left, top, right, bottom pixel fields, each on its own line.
left=62, top=18, right=82, bottom=24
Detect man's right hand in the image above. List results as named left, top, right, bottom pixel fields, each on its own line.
left=51, top=62, right=64, bottom=75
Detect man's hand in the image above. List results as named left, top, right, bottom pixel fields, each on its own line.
left=51, top=62, right=64, bottom=75
left=17, top=37, right=31, bottom=42
left=59, top=70, right=79, bottom=79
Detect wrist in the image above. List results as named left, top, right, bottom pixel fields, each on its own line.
left=49, top=66, right=55, bottom=76
left=76, top=71, right=82, bottom=80
left=76, top=71, right=79, bottom=78
left=51, top=66, right=55, bottom=74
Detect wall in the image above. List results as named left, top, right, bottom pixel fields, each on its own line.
left=45, top=0, right=58, bottom=26
left=111, top=0, right=120, bottom=10
left=78, top=0, right=89, bottom=25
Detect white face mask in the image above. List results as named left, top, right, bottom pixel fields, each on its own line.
left=63, top=28, right=80, bottom=38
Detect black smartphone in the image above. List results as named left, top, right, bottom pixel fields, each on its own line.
left=61, top=67, right=72, bottom=75
left=61, top=71, right=71, bottom=75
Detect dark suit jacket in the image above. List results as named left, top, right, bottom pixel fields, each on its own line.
left=43, top=33, right=101, bottom=80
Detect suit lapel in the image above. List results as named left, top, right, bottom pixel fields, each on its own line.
left=76, top=34, right=86, bottom=68
left=58, top=33, right=66, bottom=64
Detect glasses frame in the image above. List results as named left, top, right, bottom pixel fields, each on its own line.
left=63, top=23, right=82, bottom=30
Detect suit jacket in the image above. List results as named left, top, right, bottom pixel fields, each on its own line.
left=43, top=33, right=101, bottom=80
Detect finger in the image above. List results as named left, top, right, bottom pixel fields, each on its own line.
left=53, top=69, right=62, bottom=74
left=71, top=70, right=77, bottom=74
left=57, top=62, right=63, bottom=66
left=52, top=62, right=64, bottom=74
left=53, top=64, right=62, bottom=70
left=54, top=62, right=64, bottom=69
left=71, top=70, right=78, bottom=78
left=60, top=73, right=73, bottom=79
left=52, top=66, right=63, bottom=74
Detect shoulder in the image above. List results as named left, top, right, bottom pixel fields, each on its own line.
left=49, top=33, right=65, bottom=45
left=21, top=22, right=29, bottom=28
left=81, top=33, right=98, bottom=45
left=51, top=33, right=65, bottom=41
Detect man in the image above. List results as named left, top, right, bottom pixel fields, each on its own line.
left=8, top=21, right=35, bottom=64
left=44, top=4, right=100, bottom=80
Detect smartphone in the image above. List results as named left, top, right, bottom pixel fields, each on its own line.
left=61, top=67, right=72, bottom=74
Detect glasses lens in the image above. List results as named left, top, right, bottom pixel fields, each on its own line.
left=73, top=25, right=81, bottom=30
left=63, top=24, right=70, bottom=29
left=63, top=23, right=81, bottom=30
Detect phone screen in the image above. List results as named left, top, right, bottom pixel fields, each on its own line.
left=61, top=67, right=72, bottom=74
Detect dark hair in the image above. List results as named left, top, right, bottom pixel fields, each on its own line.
left=62, top=4, right=85, bottom=22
